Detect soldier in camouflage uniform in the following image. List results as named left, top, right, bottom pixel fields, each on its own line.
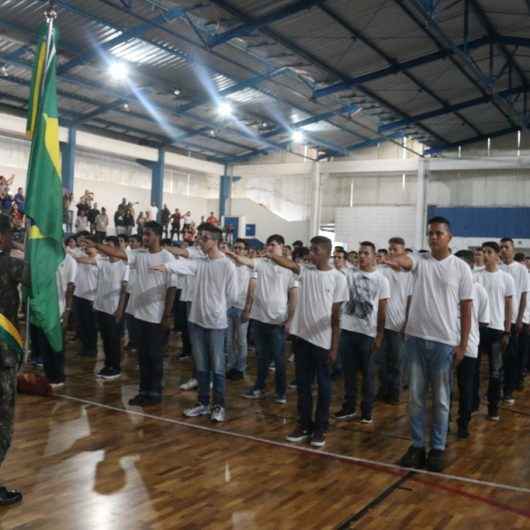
left=0, top=218, right=24, bottom=506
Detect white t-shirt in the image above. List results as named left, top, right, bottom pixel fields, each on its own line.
left=525, top=272, right=530, bottom=324
left=180, top=274, right=195, bottom=303
left=406, top=253, right=474, bottom=346
left=166, top=255, right=238, bottom=329
left=251, top=258, right=299, bottom=325
left=75, top=260, right=100, bottom=302
left=233, top=264, right=252, bottom=310
left=57, top=254, right=77, bottom=315
left=501, top=261, right=529, bottom=323
left=94, top=260, right=129, bottom=315
left=290, top=265, right=349, bottom=350
left=341, top=269, right=390, bottom=338
left=149, top=205, right=159, bottom=222
left=475, top=269, right=515, bottom=331
left=127, top=249, right=176, bottom=324
left=380, top=266, right=413, bottom=332
left=462, top=282, right=490, bottom=358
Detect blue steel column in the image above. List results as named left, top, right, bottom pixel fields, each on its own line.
left=61, top=127, right=76, bottom=193
left=151, top=147, right=165, bottom=214
left=219, top=165, right=232, bottom=219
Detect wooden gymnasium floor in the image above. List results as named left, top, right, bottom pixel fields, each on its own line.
left=2, top=333, right=530, bottom=530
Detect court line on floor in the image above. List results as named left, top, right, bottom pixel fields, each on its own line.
left=56, top=393, right=530, bottom=502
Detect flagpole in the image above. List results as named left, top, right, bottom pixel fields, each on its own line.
left=23, top=4, right=58, bottom=365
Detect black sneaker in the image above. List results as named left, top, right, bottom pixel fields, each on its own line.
left=399, top=445, right=426, bottom=469
left=128, top=394, right=146, bottom=406
left=487, top=405, right=500, bottom=421
left=286, top=425, right=311, bottom=443
left=226, top=370, right=244, bottom=381
left=310, top=431, right=326, bottom=448
left=142, top=395, right=162, bottom=406
left=457, top=424, right=469, bottom=439
left=426, top=449, right=445, bottom=472
left=0, top=486, right=23, bottom=506
left=100, top=368, right=121, bottom=380
left=97, top=367, right=113, bottom=378
left=334, top=407, right=357, bottom=421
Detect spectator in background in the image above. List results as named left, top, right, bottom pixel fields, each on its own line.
left=87, top=202, right=99, bottom=235
left=10, top=203, right=23, bottom=231
left=136, top=211, right=146, bottom=237
left=14, top=187, right=24, bottom=213
left=123, top=205, right=135, bottom=237
left=95, top=207, right=109, bottom=243
left=149, top=203, right=159, bottom=223
left=206, top=211, right=219, bottom=226
left=170, top=208, right=181, bottom=241
left=182, top=210, right=193, bottom=231
left=376, top=248, right=388, bottom=265
left=75, top=210, right=90, bottom=233
left=161, top=204, right=171, bottom=237
left=114, top=206, right=125, bottom=236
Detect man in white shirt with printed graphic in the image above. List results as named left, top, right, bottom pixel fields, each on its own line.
left=382, top=216, right=473, bottom=473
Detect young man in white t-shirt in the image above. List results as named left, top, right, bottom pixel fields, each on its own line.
left=382, top=217, right=473, bottom=472
left=335, top=241, right=390, bottom=424
left=73, top=236, right=99, bottom=357
left=513, top=252, right=529, bottom=391
left=226, top=234, right=298, bottom=404
left=226, top=239, right=252, bottom=381
left=376, top=237, right=413, bottom=405
left=153, top=223, right=238, bottom=422
left=473, top=248, right=485, bottom=275
left=500, top=237, right=528, bottom=403
left=92, top=237, right=129, bottom=380
left=124, top=234, right=143, bottom=353
left=454, top=250, right=490, bottom=439
left=266, top=236, right=348, bottom=448
left=475, top=242, right=514, bottom=420
left=81, top=222, right=177, bottom=406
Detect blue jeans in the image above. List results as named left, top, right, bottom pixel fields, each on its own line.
left=189, top=323, right=227, bottom=407
left=375, top=329, right=404, bottom=399
left=226, top=307, right=249, bottom=372
left=294, top=338, right=331, bottom=432
left=253, top=320, right=286, bottom=398
left=407, top=336, right=454, bottom=450
left=341, top=330, right=375, bottom=418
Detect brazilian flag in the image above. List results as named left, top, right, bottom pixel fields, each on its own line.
left=25, top=22, right=64, bottom=353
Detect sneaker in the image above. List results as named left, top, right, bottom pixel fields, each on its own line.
left=268, top=363, right=276, bottom=372
left=210, top=405, right=225, bottom=422
left=334, top=407, right=357, bottom=421
left=503, top=395, right=515, bottom=405
left=49, top=381, right=65, bottom=390
left=426, top=449, right=445, bottom=472
left=274, top=395, right=287, bottom=404
left=241, top=388, right=264, bottom=400
left=286, top=425, right=311, bottom=443
left=100, top=368, right=121, bottom=381
left=360, top=417, right=373, bottom=424
left=226, top=370, right=244, bottom=381
left=128, top=394, right=147, bottom=407
left=488, top=405, right=500, bottom=421
left=288, top=379, right=297, bottom=390
left=177, top=353, right=191, bottom=361
left=183, top=403, right=210, bottom=417
left=310, top=431, right=326, bottom=448
left=97, top=367, right=112, bottom=378
left=457, top=424, right=469, bottom=439
left=399, top=445, right=426, bottom=469
left=179, top=378, right=198, bottom=391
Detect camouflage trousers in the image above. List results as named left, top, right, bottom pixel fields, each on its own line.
left=0, top=365, right=16, bottom=468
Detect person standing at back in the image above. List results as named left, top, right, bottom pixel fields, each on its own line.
left=499, top=238, right=528, bottom=402
left=381, top=217, right=473, bottom=472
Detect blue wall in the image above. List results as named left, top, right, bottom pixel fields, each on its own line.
left=427, top=206, right=530, bottom=238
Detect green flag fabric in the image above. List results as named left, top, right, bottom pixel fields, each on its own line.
left=25, top=22, right=64, bottom=353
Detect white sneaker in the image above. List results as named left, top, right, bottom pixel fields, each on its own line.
left=183, top=403, right=210, bottom=417
left=274, top=396, right=287, bottom=404
left=50, top=382, right=65, bottom=391
left=180, top=378, right=198, bottom=391
left=210, top=405, right=225, bottom=422
left=241, top=388, right=264, bottom=399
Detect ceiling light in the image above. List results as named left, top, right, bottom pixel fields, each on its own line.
left=291, top=130, right=304, bottom=143
left=122, top=102, right=130, bottom=111
left=109, top=62, right=128, bottom=82
left=217, top=101, right=233, bottom=118
left=209, top=129, right=216, bottom=137
left=1, top=65, right=8, bottom=77
left=173, top=88, right=181, bottom=96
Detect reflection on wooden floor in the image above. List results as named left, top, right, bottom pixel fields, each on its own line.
left=2, top=337, right=530, bottom=529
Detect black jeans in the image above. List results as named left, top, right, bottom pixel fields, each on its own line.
left=30, top=324, right=65, bottom=383
left=504, top=324, right=519, bottom=397
left=95, top=231, right=106, bottom=243
left=457, top=356, right=477, bottom=429
left=96, top=311, right=122, bottom=371
left=341, top=330, right=375, bottom=418
left=518, top=324, right=529, bottom=384
left=376, top=329, right=403, bottom=399
left=173, top=291, right=191, bottom=355
left=170, top=225, right=180, bottom=240
left=480, top=327, right=504, bottom=411
left=126, top=313, right=139, bottom=349
left=74, top=296, right=97, bottom=355
left=136, top=319, right=164, bottom=398
left=294, top=338, right=331, bottom=432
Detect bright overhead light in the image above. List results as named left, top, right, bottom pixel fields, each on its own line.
left=217, top=101, right=233, bottom=118
left=209, top=129, right=216, bottom=137
left=109, top=62, right=128, bottom=82
left=122, top=102, right=129, bottom=111
left=1, top=65, right=8, bottom=77
left=291, top=130, right=304, bottom=143
left=173, top=88, right=181, bottom=96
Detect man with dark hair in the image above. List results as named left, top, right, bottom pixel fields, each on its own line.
left=454, top=250, right=490, bottom=438
left=292, top=240, right=303, bottom=249
left=473, top=248, right=485, bottom=274
left=227, top=234, right=298, bottom=405
left=81, top=221, right=177, bottom=406
left=267, top=235, right=348, bottom=448
left=376, top=248, right=388, bottom=265
left=335, top=241, right=390, bottom=424
left=475, top=241, right=514, bottom=421
left=226, top=238, right=252, bottom=380
left=161, top=204, right=171, bottom=238
left=375, top=236, right=413, bottom=405
left=153, top=222, right=237, bottom=422
left=381, top=217, right=473, bottom=472
left=500, top=237, right=528, bottom=401
left=0, top=221, right=24, bottom=505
